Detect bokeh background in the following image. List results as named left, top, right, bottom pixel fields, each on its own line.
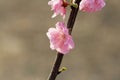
left=0, top=0, right=120, bottom=80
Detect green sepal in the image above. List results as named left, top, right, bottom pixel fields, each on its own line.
left=70, top=3, right=78, bottom=8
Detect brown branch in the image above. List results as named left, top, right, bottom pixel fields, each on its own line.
left=47, top=0, right=81, bottom=80
left=67, top=0, right=81, bottom=34
left=48, top=53, right=64, bottom=80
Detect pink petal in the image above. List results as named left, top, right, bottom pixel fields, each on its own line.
left=79, top=0, right=106, bottom=12
left=46, top=22, right=75, bottom=54
left=48, top=0, right=67, bottom=18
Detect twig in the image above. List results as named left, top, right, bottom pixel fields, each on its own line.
left=48, top=53, right=64, bottom=80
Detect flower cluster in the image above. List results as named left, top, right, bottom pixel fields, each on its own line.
left=48, top=0, right=106, bottom=18
left=47, top=0, right=106, bottom=54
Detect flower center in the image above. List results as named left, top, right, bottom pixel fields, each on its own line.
left=62, top=0, right=69, bottom=7
left=59, top=32, right=66, bottom=40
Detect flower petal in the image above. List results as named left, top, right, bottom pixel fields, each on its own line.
left=46, top=22, right=75, bottom=54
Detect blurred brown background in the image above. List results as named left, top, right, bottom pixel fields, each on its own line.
left=0, top=0, right=120, bottom=80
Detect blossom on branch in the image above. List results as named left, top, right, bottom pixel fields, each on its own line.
left=79, top=0, right=106, bottom=12
left=46, top=22, right=74, bottom=54
left=48, top=0, right=68, bottom=19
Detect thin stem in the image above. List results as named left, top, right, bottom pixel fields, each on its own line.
left=67, top=0, right=81, bottom=34
left=47, top=0, right=81, bottom=80
left=48, top=53, right=64, bottom=80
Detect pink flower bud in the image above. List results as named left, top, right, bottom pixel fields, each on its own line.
left=79, top=0, right=106, bottom=12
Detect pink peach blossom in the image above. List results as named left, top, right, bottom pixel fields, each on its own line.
left=79, top=0, right=106, bottom=12
left=46, top=22, right=74, bottom=54
left=48, top=0, right=68, bottom=19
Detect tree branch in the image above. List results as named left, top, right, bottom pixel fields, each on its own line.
left=67, top=0, right=81, bottom=34
left=47, top=0, right=81, bottom=80
left=48, top=53, right=64, bottom=80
